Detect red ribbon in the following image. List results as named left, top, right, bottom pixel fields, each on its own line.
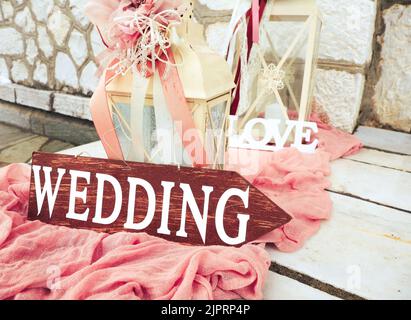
left=230, top=0, right=267, bottom=116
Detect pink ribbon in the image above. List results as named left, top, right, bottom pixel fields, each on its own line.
left=252, top=0, right=260, bottom=43
left=90, top=63, right=123, bottom=161
left=230, top=0, right=267, bottom=115
left=157, top=49, right=209, bottom=167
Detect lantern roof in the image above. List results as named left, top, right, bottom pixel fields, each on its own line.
left=270, top=0, right=320, bottom=17
left=106, top=21, right=235, bottom=102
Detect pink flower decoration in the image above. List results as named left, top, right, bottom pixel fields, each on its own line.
left=85, top=0, right=184, bottom=50
left=85, top=0, right=186, bottom=76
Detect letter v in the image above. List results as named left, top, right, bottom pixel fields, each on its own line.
left=32, top=165, right=66, bottom=218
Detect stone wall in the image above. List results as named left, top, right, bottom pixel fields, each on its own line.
left=0, top=0, right=409, bottom=133
left=199, top=0, right=377, bottom=133
left=0, top=0, right=103, bottom=96
left=360, top=0, right=411, bottom=132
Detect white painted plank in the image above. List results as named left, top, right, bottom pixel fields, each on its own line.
left=264, top=272, right=339, bottom=300
left=345, top=148, right=411, bottom=173
left=355, top=126, right=411, bottom=155
left=330, top=159, right=411, bottom=212
left=58, top=141, right=107, bottom=159
left=268, top=193, right=411, bottom=300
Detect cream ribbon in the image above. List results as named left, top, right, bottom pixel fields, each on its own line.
left=223, top=0, right=252, bottom=66
left=152, top=70, right=191, bottom=166
left=126, top=26, right=194, bottom=166
left=129, top=71, right=149, bottom=162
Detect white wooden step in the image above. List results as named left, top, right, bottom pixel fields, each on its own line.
left=329, top=159, right=411, bottom=212
left=263, top=272, right=339, bottom=300
left=58, top=141, right=106, bottom=158
left=355, top=126, right=411, bottom=155
left=268, top=193, right=411, bottom=300
left=345, top=149, right=411, bottom=173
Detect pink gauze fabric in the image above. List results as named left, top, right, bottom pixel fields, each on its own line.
left=0, top=117, right=362, bottom=300
left=227, top=115, right=362, bottom=252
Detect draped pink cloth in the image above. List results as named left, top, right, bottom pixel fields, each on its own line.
left=0, top=118, right=361, bottom=300
left=228, top=115, right=363, bottom=252
left=0, top=164, right=269, bottom=300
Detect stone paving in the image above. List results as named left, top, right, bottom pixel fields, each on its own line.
left=0, top=122, right=74, bottom=168
left=0, top=99, right=99, bottom=146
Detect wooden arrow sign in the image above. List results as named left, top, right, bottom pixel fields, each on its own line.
left=28, top=152, right=291, bottom=246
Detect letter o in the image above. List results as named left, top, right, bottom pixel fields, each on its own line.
left=243, top=118, right=272, bottom=148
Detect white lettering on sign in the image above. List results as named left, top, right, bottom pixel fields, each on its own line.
left=215, top=187, right=250, bottom=245
left=228, top=116, right=319, bottom=153
left=32, top=168, right=250, bottom=246
left=93, top=173, right=123, bottom=225
left=124, top=177, right=156, bottom=231
left=32, top=165, right=66, bottom=217
left=66, top=170, right=91, bottom=222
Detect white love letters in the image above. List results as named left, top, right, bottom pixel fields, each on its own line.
left=228, top=116, right=319, bottom=153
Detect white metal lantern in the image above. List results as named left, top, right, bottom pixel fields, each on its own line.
left=106, top=9, right=235, bottom=169
left=239, top=0, right=322, bottom=130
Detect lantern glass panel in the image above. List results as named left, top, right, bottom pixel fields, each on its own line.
left=256, top=13, right=320, bottom=124
left=109, top=94, right=231, bottom=169
left=109, top=96, right=157, bottom=162
left=205, top=96, right=231, bottom=169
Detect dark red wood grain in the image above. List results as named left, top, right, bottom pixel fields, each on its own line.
left=28, top=152, right=291, bottom=246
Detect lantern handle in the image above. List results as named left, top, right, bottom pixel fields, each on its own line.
left=180, top=0, right=194, bottom=36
